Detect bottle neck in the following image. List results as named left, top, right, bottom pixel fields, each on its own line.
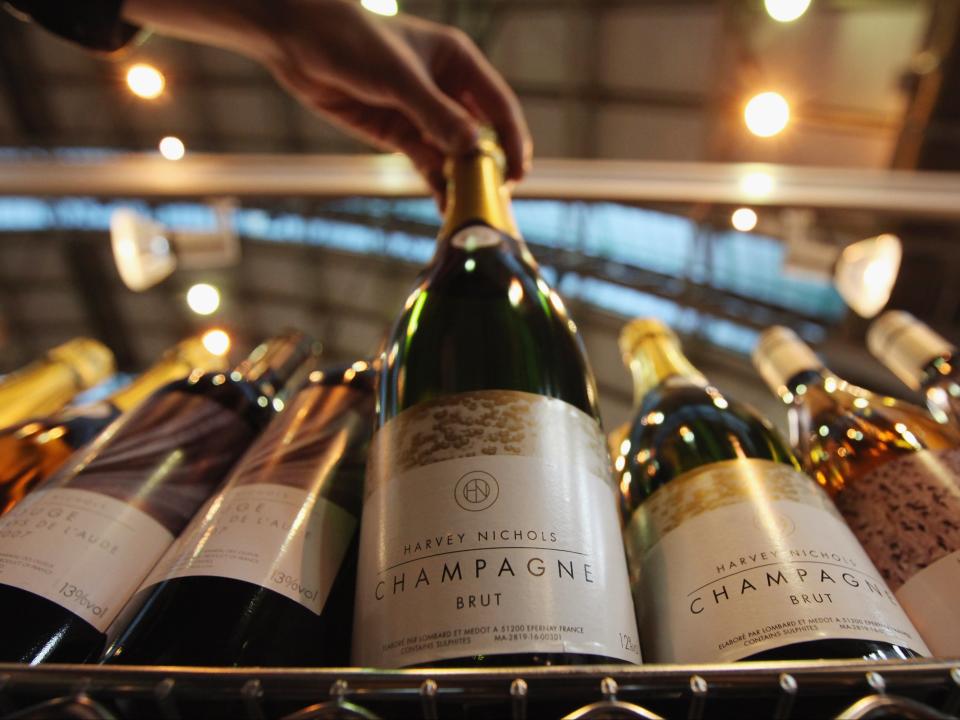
left=625, top=335, right=706, bottom=408
left=438, top=150, right=521, bottom=243
left=233, top=331, right=318, bottom=398
left=109, top=338, right=228, bottom=412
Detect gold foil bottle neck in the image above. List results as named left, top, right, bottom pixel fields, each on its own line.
left=47, top=338, right=115, bottom=390
left=619, top=318, right=705, bottom=407
left=440, top=128, right=519, bottom=241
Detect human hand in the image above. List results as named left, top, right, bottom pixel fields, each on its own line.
left=124, top=0, right=531, bottom=204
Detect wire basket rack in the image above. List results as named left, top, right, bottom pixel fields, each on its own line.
left=1, top=660, right=959, bottom=720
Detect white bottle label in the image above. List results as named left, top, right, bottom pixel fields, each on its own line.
left=352, top=390, right=641, bottom=667
left=833, top=448, right=960, bottom=657
left=0, top=488, right=173, bottom=632
left=625, top=459, right=930, bottom=663
left=140, top=484, right=355, bottom=615
left=0, top=391, right=256, bottom=633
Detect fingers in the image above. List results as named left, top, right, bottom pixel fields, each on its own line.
left=435, top=30, right=532, bottom=181
left=311, top=90, right=449, bottom=203
left=387, top=60, right=481, bottom=160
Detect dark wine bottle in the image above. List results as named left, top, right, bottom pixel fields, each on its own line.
left=754, top=325, right=960, bottom=658
left=0, top=334, right=230, bottom=516
left=352, top=131, right=640, bottom=668
left=0, top=330, right=316, bottom=664
left=102, top=363, right=374, bottom=666
left=617, top=319, right=928, bottom=662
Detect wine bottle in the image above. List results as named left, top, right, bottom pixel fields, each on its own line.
left=618, top=319, right=928, bottom=663
left=754, top=326, right=960, bottom=657
left=0, top=330, right=316, bottom=664
left=0, top=338, right=115, bottom=428
left=102, top=363, right=373, bottom=666
left=868, top=310, right=960, bottom=425
left=0, top=335, right=230, bottom=516
left=352, top=131, right=640, bottom=668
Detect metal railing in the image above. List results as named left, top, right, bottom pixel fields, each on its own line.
left=1, top=660, right=959, bottom=719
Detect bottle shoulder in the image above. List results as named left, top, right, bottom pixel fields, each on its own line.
left=140, top=374, right=274, bottom=431
left=621, top=382, right=796, bottom=512
left=381, top=239, right=597, bottom=420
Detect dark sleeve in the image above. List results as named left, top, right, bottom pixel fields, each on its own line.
left=4, top=0, right=141, bottom=53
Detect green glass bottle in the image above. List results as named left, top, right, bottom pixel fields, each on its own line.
left=352, top=132, right=640, bottom=668
left=617, top=319, right=927, bottom=663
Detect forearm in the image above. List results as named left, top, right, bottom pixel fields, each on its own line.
left=121, top=0, right=283, bottom=63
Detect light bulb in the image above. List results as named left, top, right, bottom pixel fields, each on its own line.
left=361, top=0, right=398, bottom=15
left=201, top=329, right=231, bottom=356
left=159, top=136, right=185, bottom=161
left=744, top=92, right=790, bottom=137
left=834, top=234, right=902, bottom=318
left=186, top=283, right=221, bottom=315
left=765, top=0, right=812, bottom=22
left=731, top=207, right=758, bottom=232
left=126, top=64, right=165, bottom=100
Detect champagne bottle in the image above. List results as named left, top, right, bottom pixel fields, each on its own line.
left=754, top=326, right=960, bottom=657
left=0, top=338, right=115, bottom=428
left=618, top=319, right=928, bottom=662
left=103, top=363, right=373, bottom=666
left=0, top=335, right=231, bottom=516
left=0, top=331, right=316, bottom=664
left=868, top=310, right=960, bottom=425
left=352, top=132, right=640, bottom=669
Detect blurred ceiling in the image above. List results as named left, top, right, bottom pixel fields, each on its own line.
left=1, top=0, right=959, bottom=432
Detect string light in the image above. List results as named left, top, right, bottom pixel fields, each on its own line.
left=740, top=171, right=775, bottom=199
left=765, top=0, right=812, bottom=23
left=361, top=0, right=398, bottom=16
left=186, top=283, right=221, bottom=315
left=126, top=64, right=165, bottom=99
left=744, top=92, right=790, bottom=137
left=201, top=329, right=231, bottom=356
left=158, top=136, right=185, bottom=161
left=731, top=208, right=758, bottom=232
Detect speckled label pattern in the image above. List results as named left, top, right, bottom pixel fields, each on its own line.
left=626, top=459, right=930, bottom=662
left=352, top=390, right=641, bottom=667
left=833, top=448, right=960, bottom=657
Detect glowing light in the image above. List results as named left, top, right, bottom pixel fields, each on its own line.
left=619, top=438, right=631, bottom=455
left=126, top=63, right=165, bottom=99
left=740, top=171, right=775, bottom=199
left=765, top=0, right=812, bottom=22
left=186, top=283, right=221, bottom=315
left=713, top=396, right=729, bottom=409
left=679, top=425, right=695, bottom=443
left=819, top=425, right=830, bottom=437
left=352, top=360, right=369, bottom=372
left=853, top=397, right=869, bottom=409
left=464, top=258, right=476, bottom=272
left=508, top=278, right=524, bottom=307
left=846, top=428, right=863, bottom=441
left=272, top=398, right=285, bottom=412
left=361, top=0, right=398, bottom=15
left=201, top=329, right=230, bottom=356
left=211, top=374, right=226, bottom=386
left=614, top=455, right=626, bottom=472
left=159, top=136, right=185, bottom=161
left=257, top=396, right=269, bottom=407
left=795, top=384, right=807, bottom=395
left=834, top=234, right=902, bottom=318
left=744, top=92, right=790, bottom=138
left=824, top=377, right=837, bottom=393
left=731, top=208, right=758, bottom=232
left=781, top=391, right=794, bottom=404
left=895, top=423, right=907, bottom=434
